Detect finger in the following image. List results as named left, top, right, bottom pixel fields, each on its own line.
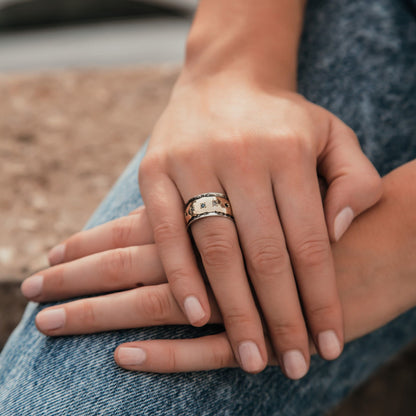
left=47, top=207, right=153, bottom=265
left=22, top=245, right=166, bottom=302
left=116, top=334, right=238, bottom=372
left=128, top=206, right=146, bottom=216
left=191, top=215, right=268, bottom=374
left=115, top=333, right=280, bottom=373
left=224, top=173, right=311, bottom=380
left=273, top=158, right=344, bottom=361
left=139, top=168, right=211, bottom=327
left=174, top=167, right=268, bottom=374
left=35, top=284, right=222, bottom=336
left=319, top=116, right=382, bottom=242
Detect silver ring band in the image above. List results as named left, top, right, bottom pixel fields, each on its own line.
left=184, top=193, right=234, bottom=228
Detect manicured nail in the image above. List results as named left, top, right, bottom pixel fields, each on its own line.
left=238, top=341, right=264, bottom=373
left=283, top=350, right=308, bottom=380
left=21, top=275, right=43, bottom=299
left=117, top=347, right=147, bottom=366
left=334, top=207, right=354, bottom=241
left=318, top=330, right=342, bottom=360
left=48, top=244, right=65, bottom=265
left=184, top=296, right=205, bottom=325
left=36, top=308, right=65, bottom=331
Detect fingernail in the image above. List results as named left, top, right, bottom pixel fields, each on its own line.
left=283, top=350, right=308, bottom=380
left=36, top=308, right=65, bottom=331
left=334, top=207, right=354, bottom=241
left=318, top=330, right=342, bottom=360
left=238, top=341, right=264, bottom=373
left=48, top=244, right=65, bottom=265
left=184, top=296, right=205, bottom=325
left=117, top=347, right=147, bottom=366
left=21, top=275, right=43, bottom=299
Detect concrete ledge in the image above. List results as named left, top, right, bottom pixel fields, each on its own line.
left=0, top=0, right=191, bottom=29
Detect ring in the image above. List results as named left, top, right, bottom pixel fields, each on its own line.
left=184, top=192, right=234, bottom=228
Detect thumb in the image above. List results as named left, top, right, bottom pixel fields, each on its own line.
left=319, top=119, right=383, bottom=242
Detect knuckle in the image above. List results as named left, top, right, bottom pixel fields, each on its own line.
left=224, top=308, right=253, bottom=329
left=153, top=221, right=182, bottom=244
left=101, top=249, right=133, bottom=284
left=139, top=152, right=164, bottom=177
left=281, top=133, right=307, bottom=157
left=138, top=288, right=172, bottom=322
left=294, top=236, right=330, bottom=268
left=64, top=232, right=82, bottom=259
left=174, top=145, right=199, bottom=166
left=268, top=320, right=305, bottom=342
left=78, top=300, right=97, bottom=328
left=47, top=265, right=65, bottom=291
left=165, top=344, right=178, bottom=370
left=307, top=302, right=340, bottom=322
left=210, top=342, right=233, bottom=369
left=199, top=232, right=235, bottom=268
left=343, top=123, right=360, bottom=144
left=248, top=238, right=289, bottom=277
left=167, top=267, right=190, bottom=288
left=111, top=217, right=135, bottom=247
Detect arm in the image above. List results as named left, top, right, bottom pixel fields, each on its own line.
left=181, top=0, right=307, bottom=91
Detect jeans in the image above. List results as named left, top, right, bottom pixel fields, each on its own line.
left=1, top=0, right=416, bottom=415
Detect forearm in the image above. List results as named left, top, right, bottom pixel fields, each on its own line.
left=181, top=0, right=307, bottom=90
left=334, top=159, right=416, bottom=341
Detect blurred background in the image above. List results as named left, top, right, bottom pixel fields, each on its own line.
left=0, top=1, right=415, bottom=415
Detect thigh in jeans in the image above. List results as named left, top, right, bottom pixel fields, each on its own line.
left=1, top=1, right=416, bottom=415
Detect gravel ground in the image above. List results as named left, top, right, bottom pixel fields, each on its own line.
left=1, top=67, right=415, bottom=415
left=0, top=66, right=178, bottom=282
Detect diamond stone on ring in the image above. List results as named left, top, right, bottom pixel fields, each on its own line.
left=184, top=192, right=234, bottom=228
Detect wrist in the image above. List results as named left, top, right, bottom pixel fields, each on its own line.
left=181, top=0, right=306, bottom=91
left=381, top=161, right=416, bottom=310
left=335, top=160, right=416, bottom=342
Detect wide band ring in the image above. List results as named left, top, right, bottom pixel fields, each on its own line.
left=184, top=192, right=234, bottom=228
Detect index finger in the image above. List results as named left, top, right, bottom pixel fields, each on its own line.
left=139, top=170, right=211, bottom=327
left=48, top=207, right=153, bottom=265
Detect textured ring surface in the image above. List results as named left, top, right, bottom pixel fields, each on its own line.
left=184, top=193, right=234, bottom=228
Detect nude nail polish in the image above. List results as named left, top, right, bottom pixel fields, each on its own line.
left=238, top=341, right=264, bottom=373
left=118, top=347, right=147, bottom=366
left=318, top=330, right=342, bottom=360
left=334, top=207, right=354, bottom=241
left=283, top=350, right=308, bottom=380
left=48, top=244, right=65, bottom=266
left=36, top=308, right=66, bottom=331
left=184, top=296, right=205, bottom=325
left=21, top=275, right=43, bottom=299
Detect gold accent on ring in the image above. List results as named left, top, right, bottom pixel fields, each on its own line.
left=184, top=192, right=234, bottom=228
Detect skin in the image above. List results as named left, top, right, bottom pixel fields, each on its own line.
left=134, top=0, right=382, bottom=375
left=22, top=160, right=416, bottom=376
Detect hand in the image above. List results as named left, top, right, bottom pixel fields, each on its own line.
left=138, top=74, right=381, bottom=375
left=22, top=160, right=416, bottom=376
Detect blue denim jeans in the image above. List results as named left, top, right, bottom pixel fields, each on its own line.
left=1, top=0, right=416, bottom=415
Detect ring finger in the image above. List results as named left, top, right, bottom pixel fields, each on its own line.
left=176, top=173, right=268, bottom=373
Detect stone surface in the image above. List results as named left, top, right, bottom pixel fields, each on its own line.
left=0, top=66, right=178, bottom=282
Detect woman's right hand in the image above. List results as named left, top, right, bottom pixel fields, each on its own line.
left=22, top=160, right=416, bottom=373
left=134, top=0, right=382, bottom=376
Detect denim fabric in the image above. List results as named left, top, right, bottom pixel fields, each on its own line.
left=1, top=0, right=416, bottom=415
